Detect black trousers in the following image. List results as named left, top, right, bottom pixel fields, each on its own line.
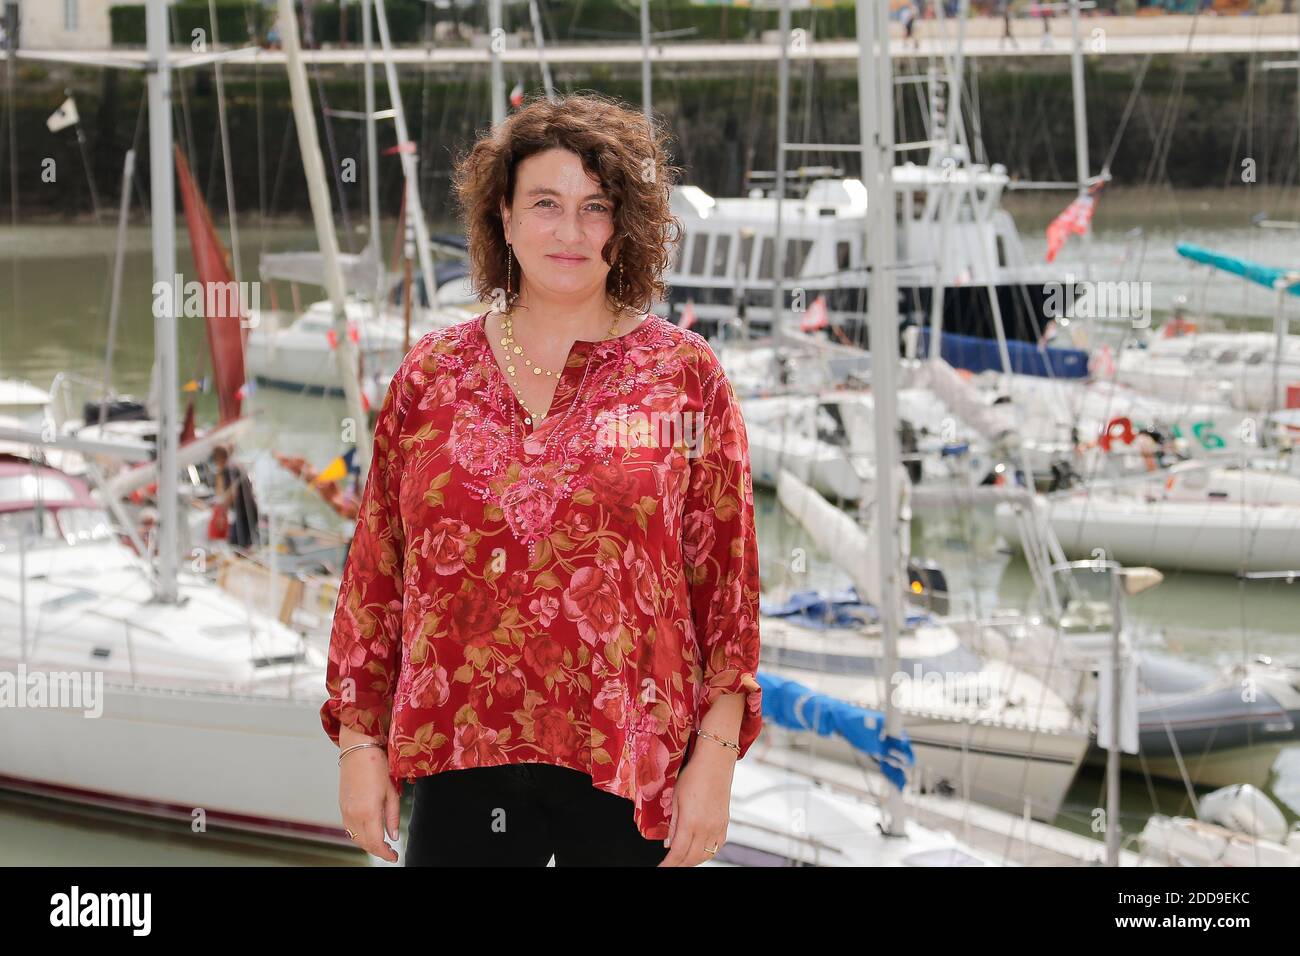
left=404, top=762, right=670, bottom=867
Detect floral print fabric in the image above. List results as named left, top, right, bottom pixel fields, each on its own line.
left=320, top=310, right=762, bottom=840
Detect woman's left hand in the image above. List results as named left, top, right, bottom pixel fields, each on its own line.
left=659, top=745, right=735, bottom=867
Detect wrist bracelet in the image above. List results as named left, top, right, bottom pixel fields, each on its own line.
left=695, top=728, right=740, bottom=753
left=338, top=741, right=385, bottom=765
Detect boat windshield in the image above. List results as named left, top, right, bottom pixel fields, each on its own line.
left=0, top=505, right=113, bottom=547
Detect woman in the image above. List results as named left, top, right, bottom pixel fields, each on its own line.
left=320, top=92, right=763, bottom=867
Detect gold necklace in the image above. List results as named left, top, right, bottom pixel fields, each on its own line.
left=498, top=311, right=620, bottom=424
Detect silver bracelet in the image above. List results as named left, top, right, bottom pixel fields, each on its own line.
left=338, top=741, right=385, bottom=765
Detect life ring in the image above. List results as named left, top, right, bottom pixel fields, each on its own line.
left=1099, top=416, right=1136, bottom=452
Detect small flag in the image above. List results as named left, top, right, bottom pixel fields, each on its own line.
left=326, top=328, right=339, bottom=350
left=800, top=294, right=829, bottom=333
left=509, top=82, right=524, bottom=109
left=46, top=96, right=80, bottom=133
left=181, top=376, right=209, bottom=393
left=1091, top=344, right=1115, bottom=378
left=382, top=141, right=416, bottom=156
left=347, top=320, right=360, bottom=344
left=678, top=300, right=697, bottom=330
left=1046, top=182, right=1103, bottom=263
left=316, top=454, right=348, bottom=485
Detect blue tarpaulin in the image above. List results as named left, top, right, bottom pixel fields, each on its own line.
left=756, top=671, right=915, bottom=791
left=917, top=328, right=1090, bottom=379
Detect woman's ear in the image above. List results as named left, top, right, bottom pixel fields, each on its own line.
left=499, top=198, right=511, bottom=246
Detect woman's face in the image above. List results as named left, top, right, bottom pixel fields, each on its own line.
left=500, top=147, right=616, bottom=305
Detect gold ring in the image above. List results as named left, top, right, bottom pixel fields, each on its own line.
left=345, top=829, right=357, bottom=840
left=704, top=843, right=719, bottom=855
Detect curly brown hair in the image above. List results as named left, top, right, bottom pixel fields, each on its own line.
left=450, top=91, right=683, bottom=318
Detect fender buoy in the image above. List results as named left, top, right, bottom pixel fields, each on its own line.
left=1099, top=416, right=1136, bottom=452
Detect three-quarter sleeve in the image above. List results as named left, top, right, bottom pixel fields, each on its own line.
left=681, top=357, right=763, bottom=759
left=320, top=360, right=412, bottom=747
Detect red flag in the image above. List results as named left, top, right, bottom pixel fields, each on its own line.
left=1046, top=183, right=1102, bottom=263
left=509, top=82, right=524, bottom=109
left=678, top=300, right=697, bottom=330
left=800, top=294, right=829, bottom=333
left=174, top=145, right=248, bottom=426
left=383, top=141, right=416, bottom=156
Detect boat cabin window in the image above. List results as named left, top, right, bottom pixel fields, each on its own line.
left=54, top=507, right=114, bottom=544
left=689, top=233, right=709, bottom=276
left=0, top=505, right=113, bottom=546
left=1215, top=350, right=1238, bottom=365
left=1187, top=346, right=1209, bottom=361
left=737, top=233, right=754, bottom=279
left=671, top=229, right=686, bottom=272
left=836, top=240, right=852, bottom=271
left=784, top=239, right=813, bottom=278
left=0, top=472, right=80, bottom=505
left=1245, top=350, right=1267, bottom=366
left=757, top=237, right=775, bottom=279
left=711, top=234, right=732, bottom=277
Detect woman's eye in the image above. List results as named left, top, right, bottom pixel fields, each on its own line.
left=587, top=203, right=611, bottom=214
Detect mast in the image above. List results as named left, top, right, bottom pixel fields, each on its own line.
left=489, top=0, right=506, bottom=126
left=146, top=0, right=179, bottom=602
left=856, top=0, right=905, bottom=837
left=639, top=0, right=652, bottom=125
left=277, top=0, right=372, bottom=473
left=772, top=0, right=790, bottom=344
left=363, top=0, right=383, bottom=299
left=527, top=0, right=555, bottom=101
left=1067, top=0, right=1091, bottom=279
left=374, top=0, right=439, bottom=323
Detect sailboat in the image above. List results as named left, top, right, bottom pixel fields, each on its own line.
left=0, top=0, right=366, bottom=852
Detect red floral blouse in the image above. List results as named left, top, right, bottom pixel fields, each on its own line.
left=320, top=309, right=763, bottom=841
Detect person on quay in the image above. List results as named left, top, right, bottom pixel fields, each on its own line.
left=320, top=91, right=764, bottom=867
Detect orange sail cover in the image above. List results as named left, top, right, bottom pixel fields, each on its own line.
left=174, top=145, right=247, bottom=425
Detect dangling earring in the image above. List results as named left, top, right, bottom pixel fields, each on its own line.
left=505, top=243, right=513, bottom=305
left=616, top=258, right=625, bottom=301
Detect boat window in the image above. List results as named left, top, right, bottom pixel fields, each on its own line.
left=0, top=473, right=79, bottom=506
left=995, top=235, right=1007, bottom=268
left=671, top=228, right=686, bottom=273
left=757, top=237, right=775, bottom=279
left=0, top=508, right=56, bottom=543
left=737, top=233, right=754, bottom=279
left=783, top=239, right=814, bottom=278
left=1245, top=350, right=1267, bottom=366
left=711, top=234, right=732, bottom=277
left=1187, top=346, right=1209, bottom=361
left=836, top=240, right=852, bottom=271
left=54, top=508, right=114, bottom=545
left=689, top=233, right=709, bottom=276
left=1215, top=350, right=1238, bottom=365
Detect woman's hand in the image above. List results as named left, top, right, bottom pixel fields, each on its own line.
left=338, top=729, right=400, bottom=863
left=659, top=742, right=736, bottom=867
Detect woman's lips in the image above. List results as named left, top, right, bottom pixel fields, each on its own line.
left=547, top=254, right=587, bottom=267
